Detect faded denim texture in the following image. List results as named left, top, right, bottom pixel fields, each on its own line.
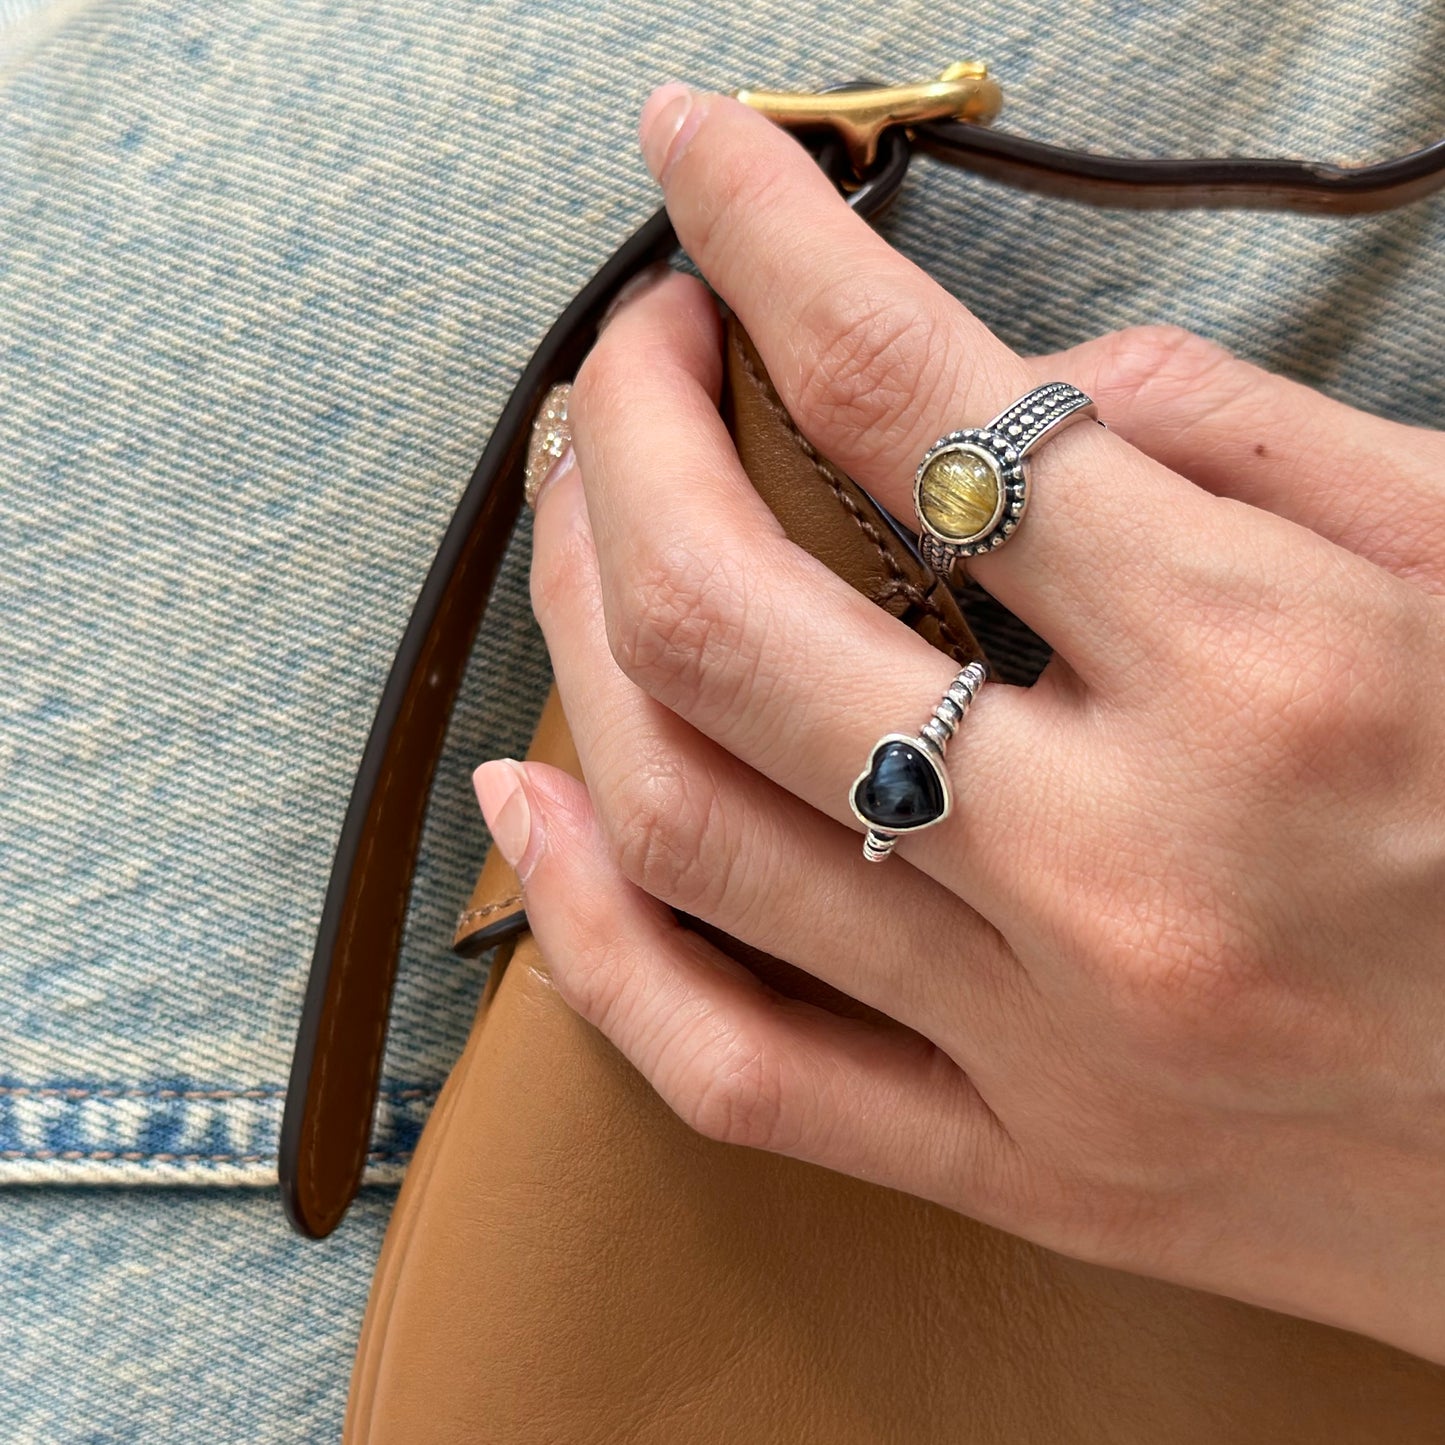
left=1, top=0, right=1441, bottom=1438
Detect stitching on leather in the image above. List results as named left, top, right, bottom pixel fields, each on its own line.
left=875, top=578, right=978, bottom=660
left=733, top=341, right=975, bottom=662
left=455, top=890, right=523, bottom=929
left=306, top=515, right=494, bottom=1234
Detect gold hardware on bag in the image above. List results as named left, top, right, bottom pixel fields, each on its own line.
left=733, top=63, right=1002, bottom=173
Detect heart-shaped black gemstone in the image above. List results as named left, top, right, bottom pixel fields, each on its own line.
left=852, top=740, right=946, bottom=830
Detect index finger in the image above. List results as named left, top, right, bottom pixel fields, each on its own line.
left=638, top=84, right=1232, bottom=689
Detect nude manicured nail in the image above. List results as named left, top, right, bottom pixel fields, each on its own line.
left=639, top=82, right=697, bottom=183
left=472, top=759, right=533, bottom=876
left=524, top=383, right=573, bottom=509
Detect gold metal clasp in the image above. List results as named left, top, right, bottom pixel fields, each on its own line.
left=733, top=62, right=1002, bottom=173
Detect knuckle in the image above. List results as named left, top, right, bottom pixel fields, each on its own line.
left=668, top=1031, right=790, bottom=1151
left=1099, top=927, right=1298, bottom=1095
left=1232, top=619, right=1406, bottom=787
left=1072, top=892, right=1263, bottom=1058
left=1092, top=324, right=1240, bottom=412
left=529, top=501, right=595, bottom=624
left=602, top=749, right=736, bottom=914
left=1109, top=951, right=1254, bottom=1069
left=1167, top=559, right=1419, bottom=789
left=1252, top=652, right=1353, bottom=763
left=607, top=537, right=757, bottom=714
left=793, top=279, right=962, bottom=464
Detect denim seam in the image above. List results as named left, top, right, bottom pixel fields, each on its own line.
left=0, top=1079, right=439, bottom=1177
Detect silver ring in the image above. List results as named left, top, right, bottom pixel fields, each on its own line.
left=914, top=382, right=1098, bottom=579
left=849, top=660, right=989, bottom=863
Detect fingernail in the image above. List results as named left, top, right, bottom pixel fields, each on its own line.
left=598, top=261, right=672, bottom=334
left=639, top=82, right=697, bottom=183
left=524, top=383, right=573, bottom=508
left=472, top=759, right=534, bottom=877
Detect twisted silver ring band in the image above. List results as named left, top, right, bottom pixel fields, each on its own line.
left=849, top=659, right=989, bottom=863
left=914, top=382, right=1098, bottom=579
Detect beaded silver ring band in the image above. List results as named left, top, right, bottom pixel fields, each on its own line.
left=914, top=382, right=1098, bottom=579
left=849, top=659, right=989, bottom=863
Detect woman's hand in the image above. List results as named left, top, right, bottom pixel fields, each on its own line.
left=472, top=87, right=1445, bottom=1361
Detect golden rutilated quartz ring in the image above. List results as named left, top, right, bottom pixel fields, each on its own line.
left=913, top=382, right=1098, bottom=579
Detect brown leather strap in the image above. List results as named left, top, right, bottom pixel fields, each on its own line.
left=275, top=206, right=671, bottom=1237
left=279, top=135, right=905, bottom=1239
left=915, top=123, right=1445, bottom=214
left=280, top=96, right=1445, bottom=1238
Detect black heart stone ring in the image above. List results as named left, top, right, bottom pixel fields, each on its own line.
left=849, top=660, right=989, bottom=862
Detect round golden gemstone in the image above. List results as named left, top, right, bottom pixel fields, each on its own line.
left=917, top=447, right=1003, bottom=543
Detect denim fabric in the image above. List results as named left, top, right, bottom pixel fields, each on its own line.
left=2, top=1187, right=390, bottom=1440
left=0, top=2, right=44, bottom=34
left=1, top=0, right=1441, bottom=1438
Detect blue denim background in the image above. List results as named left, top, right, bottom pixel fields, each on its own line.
left=1, top=0, right=1441, bottom=1439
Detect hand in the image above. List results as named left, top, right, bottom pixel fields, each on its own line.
left=472, top=86, right=1445, bottom=1361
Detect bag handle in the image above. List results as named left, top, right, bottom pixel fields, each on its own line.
left=280, top=70, right=1445, bottom=1238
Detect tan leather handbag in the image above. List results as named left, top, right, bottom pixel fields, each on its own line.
left=279, top=72, right=1445, bottom=1442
